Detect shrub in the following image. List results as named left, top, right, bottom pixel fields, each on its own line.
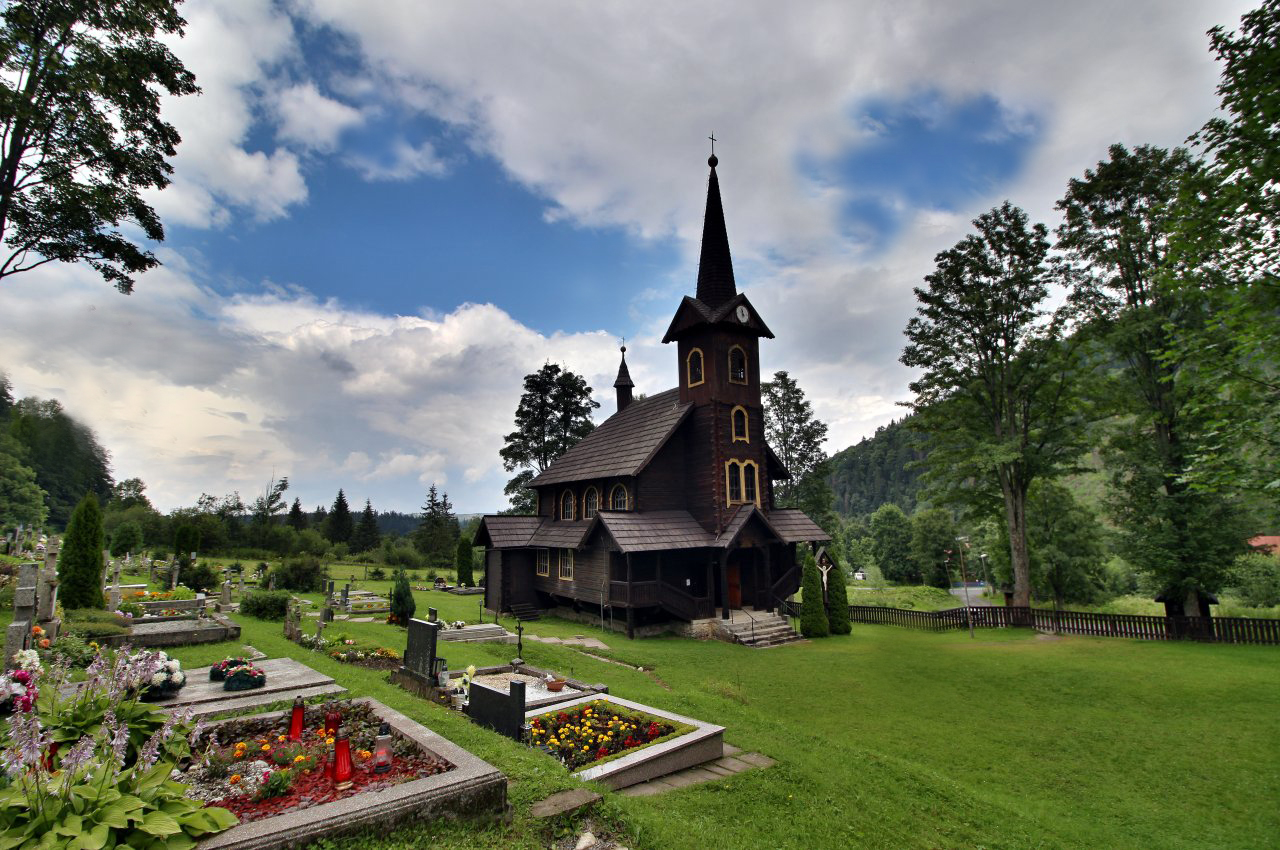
left=369, top=567, right=386, bottom=581
left=239, top=590, right=291, bottom=621
left=825, top=555, right=852, bottom=635
left=269, top=554, right=327, bottom=592
left=799, top=549, right=830, bottom=638
left=58, top=493, right=106, bottom=609
left=182, top=561, right=219, bottom=593
left=455, top=536, right=474, bottom=587
left=109, top=521, right=143, bottom=558
left=117, top=600, right=145, bottom=617
left=388, top=569, right=415, bottom=625
left=63, top=608, right=131, bottom=639
left=1234, top=552, right=1280, bottom=608
left=44, top=633, right=96, bottom=667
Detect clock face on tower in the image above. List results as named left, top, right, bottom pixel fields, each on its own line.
left=735, top=305, right=749, bottom=323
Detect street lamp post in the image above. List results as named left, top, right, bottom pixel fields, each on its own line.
left=956, top=536, right=974, bottom=639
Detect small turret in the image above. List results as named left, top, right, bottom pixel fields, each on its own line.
left=614, top=346, right=635, bottom=412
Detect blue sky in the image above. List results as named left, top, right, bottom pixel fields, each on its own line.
left=0, top=0, right=1251, bottom=514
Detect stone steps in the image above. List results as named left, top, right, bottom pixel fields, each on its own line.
left=714, top=613, right=803, bottom=648
left=509, top=602, right=542, bottom=621
left=439, top=624, right=517, bottom=644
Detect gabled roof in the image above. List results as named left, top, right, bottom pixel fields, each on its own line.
left=529, top=520, right=592, bottom=550
left=530, top=388, right=692, bottom=487
left=661, top=292, right=775, bottom=343
left=587, top=510, right=715, bottom=553
left=767, top=509, right=832, bottom=544
left=473, top=515, right=542, bottom=549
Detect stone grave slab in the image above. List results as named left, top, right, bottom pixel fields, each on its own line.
left=127, top=612, right=240, bottom=647
left=149, top=658, right=337, bottom=711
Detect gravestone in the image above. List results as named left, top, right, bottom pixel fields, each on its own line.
left=38, top=545, right=60, bottom=640
left=403, top=618, right=441, bottom=681
left=268, top=574, right=277, bottom=591
left=315, top=618, right=326, bottom=641
left=220, top=581, right=232, bottom=607
left=170, top=560, right=181, bottom=590
left=108, top=584, right=122, bottom=611
left=466, top=680, right=527, bottom=740
left=428, top=607, right=437, bottom=623
left=284, top=599, right=301, bottom=641
left=4, top=562, right=39, bottom=669
left=341, top=584, right=350, bottom=609
left=148, top=560, right=157, bottom=584
left=320, top=606, right=334, bottom=624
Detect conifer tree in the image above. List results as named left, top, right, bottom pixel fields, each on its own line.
left=58, top=493, right=105, bottom=609
left=824, top=551, right=852, bottom=635
left=413, top=484, right=459, bottom=568
left=388, top=568, right=415, bottom=626
left=799, top=548, right=829, bottom=638
left=286, top=497, right=308, bottom=531
left=324, top=489, right=353, bottom=544
left=455, top=535, right=474, bottom=587
left=350, top=500, right=381, bottom=554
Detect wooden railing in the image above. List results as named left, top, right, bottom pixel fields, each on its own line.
left=770, top=566, right=799, bottom=600
left=658, top=582, right=714, bottom=621
left=841, top=603, right=1280, bottom=645
left=609, top=580, right=660, bottom=608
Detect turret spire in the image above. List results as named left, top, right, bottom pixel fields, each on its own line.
left=694, top=153, right=736, bottom=310
left=614, top=345, right=634, bottom=412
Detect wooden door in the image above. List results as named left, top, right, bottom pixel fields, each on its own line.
left=727, top=562, right=742, bottom=608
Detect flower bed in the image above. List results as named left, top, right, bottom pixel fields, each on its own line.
left=528, top=699, right=693, bottom=770
left=293, top=633, right=402, bottom=670
left=186, top=701, right=453, bottom=825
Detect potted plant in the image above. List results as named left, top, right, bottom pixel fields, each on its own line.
left=223, top=663, right=267, bottom=691
left=210, top=656, right=251, bottom=681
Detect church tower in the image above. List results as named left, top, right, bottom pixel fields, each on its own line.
left=663, top=155, right=778, bottom=533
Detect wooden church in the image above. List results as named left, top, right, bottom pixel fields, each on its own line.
left=476, top=154, right=829, bottom=638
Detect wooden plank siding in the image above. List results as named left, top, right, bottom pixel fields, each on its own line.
left=532, top=544, right=610, bottom=607
left=636, top=438, right=687, bottom=512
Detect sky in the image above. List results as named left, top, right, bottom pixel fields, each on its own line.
left=0, top=0, right=1253, bottom=516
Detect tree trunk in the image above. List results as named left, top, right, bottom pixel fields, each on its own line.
left=1002, top=477, right=1032, bottom=609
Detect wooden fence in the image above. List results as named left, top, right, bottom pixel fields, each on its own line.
left=778, top=600, right=1280, bottom=645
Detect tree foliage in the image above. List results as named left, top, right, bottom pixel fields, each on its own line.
left=323, top=489, right=352, bottom=544
left=798, top=547, right=829, bottom=638
left=0, top=432, right=46, bottom=528
left=500, top=363, right=598, bottom=513
left=350, top=499, right=381, bottom=554
left=902, top=201, right=1085, bottom=607
left=0, top=0, right=199, bottom=291
left=762, top=370, right=832, bottom=520
left=6, top=396, right=111, bottom=527
left=108, top=519, right=141, bottom=557
left=869, top=503, right=913, bottom=583
left=827, top=417, right=926, bottom=517
left=909, top=508, right=957, bottom=589
left=389, top=568, right=415, bottom=626
left=286, top=497, right=307, bottom=531
left=455, top=535, right=474, bottom=587
left=1058, top=144, right=1248, bottom=608
left=1025, top=481, right=1106, bottom=608
left=58, top=492, right=104, bottom=609
left=822, top=550, right=851, bottom=634
left=413, top=484, right=459, bottom=568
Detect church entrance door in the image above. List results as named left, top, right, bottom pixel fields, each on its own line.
left=727, top=562, right=741, bottom=608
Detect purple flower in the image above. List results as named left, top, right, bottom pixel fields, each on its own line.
left=58, top=734, right=96, bottom=780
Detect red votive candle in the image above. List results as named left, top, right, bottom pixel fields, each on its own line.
left=324, top=706, right=342, bottom=736
left=288, top=696, right=305, bottom=742
left=332, top=726, right=354, bottom=791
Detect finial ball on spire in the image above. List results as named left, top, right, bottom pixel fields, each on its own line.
left=620, top=345, right=627, bottom=355
left=708, top=154, right=718, bottom=168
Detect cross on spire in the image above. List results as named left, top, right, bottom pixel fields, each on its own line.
left=708, top=132, right=716, bottom=156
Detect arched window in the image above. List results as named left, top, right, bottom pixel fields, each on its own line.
left=728, top=346, right=747, bottom=384
left=687, top=348, right=705, bottom=387
left=610, top=484, right=629, bottom=511
left=583, top=487, right=599, bottom=519
left=560, top=490, right=575, bottom=521
left=743, top=461, right=758, bottom=505
left=726, top=461, right=742, bottom=504
left=731, top=406, right=749, bottom=442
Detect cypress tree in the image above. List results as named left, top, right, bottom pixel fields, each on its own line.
left=388, top=568, right=416, bottom=626
left=455, top=535, right=474, bottom=587
left=59, top=493, right=106, bottom=609
left=799, top=548, right=830, bottom=638
left=824, top=551, right=852, bottom=635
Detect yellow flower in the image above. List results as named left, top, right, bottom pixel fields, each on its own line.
left=325, top=737, right=334, bottom=746
left=277, top=735, right=287, bottom=743
left=294, top=754, right=307, bottom=763
left=261, top=744, right=271, bottom=752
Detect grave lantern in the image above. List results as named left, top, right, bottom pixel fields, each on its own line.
left=332, top=726, right=354, bottom=791
left=325, top=705, right=342, bottom=736
left=288, top=696, right=305, bottom=742
left=372, top=722, right=393, bottom=773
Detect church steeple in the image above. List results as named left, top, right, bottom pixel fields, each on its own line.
left=614, top=345, right=635, bottom=412
left=694, top=154, right=736, bottom=310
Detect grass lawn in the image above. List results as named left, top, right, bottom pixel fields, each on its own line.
left=145, top=580, right=1280, bottom=850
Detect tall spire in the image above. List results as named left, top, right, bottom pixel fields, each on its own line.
left=695, top=154, right=736, bottom=309
left=614, top=345, right=634, bottom=412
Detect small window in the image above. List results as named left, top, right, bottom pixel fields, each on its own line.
left=727, top=461, right=742, bottom=503
left=728, top=347, right=747, bottom=384
left=583, top=487, right=599, bottom=519
left=536, top=550, right=550, bottom=577
left=732, top=406, right=749, bottom=442
left=687, top=348, right=705, bottom=387
left=560, top=490, right=575, bottom=521
left=610, top=484, right=629, bottom=511
left=558, top=549, right=574, bottom=580
left=743, top=461, right=758, bottom=505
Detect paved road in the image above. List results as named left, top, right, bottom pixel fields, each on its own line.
left=949, top=584, right=993, bottom=607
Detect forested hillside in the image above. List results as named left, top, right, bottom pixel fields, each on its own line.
left=827, top=417, right=926, bottom=517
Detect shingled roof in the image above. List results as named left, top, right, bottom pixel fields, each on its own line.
left=473, top=515, right=543, bottom=549
left=529, top=388, right=692, bottom=487
left=588, top=510, right=716, bottom=553
left=528, top=520, right=592, bottom=549
left=767, top=509, right=832, bottom=544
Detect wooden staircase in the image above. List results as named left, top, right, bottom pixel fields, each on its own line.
left=509, top=602, right=542, bottom=622
left=713, top=610, right=804, bottom=648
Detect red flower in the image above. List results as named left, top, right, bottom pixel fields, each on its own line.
left=596, top=747, right=609, bottom=759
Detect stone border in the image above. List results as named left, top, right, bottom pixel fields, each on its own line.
left=196, top=697, right=506, bottom=850
left=128, top=611, right=241, bottom=647
left=526, top=694, right=724, bottom=790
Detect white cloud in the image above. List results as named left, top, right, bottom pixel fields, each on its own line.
left=275, top=83, right=364, bottom=152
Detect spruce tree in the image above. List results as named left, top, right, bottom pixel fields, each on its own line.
left=455, top=535, right=474, bottom=587
left=388, top=568, right=415, bottom=626
left=286, top=498, right=308, bottom=531
left=799, top=548, right=830, bottom=638
left=413, top=484, right=459, bottom=568
left=350, top=500, right=381, bottom=554
left=59, top=493, right=106, bottom=609
left=324, top=489, right=353, bottom=543
left=824, top=551, right=852, bottom=635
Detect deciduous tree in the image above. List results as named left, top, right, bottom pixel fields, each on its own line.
left=909, top=508, right=957, bottom=589
left=0, top=0, right=199, bottom=292
left=902, top=201, right=1085, bottom=607
left=500, top=364, right=598, bottom=514
left=1025, top=481, right=1106, bottom=609
left=762, top=370, right=833, bottom=521
left=869, top=503, right=913, bottom=583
